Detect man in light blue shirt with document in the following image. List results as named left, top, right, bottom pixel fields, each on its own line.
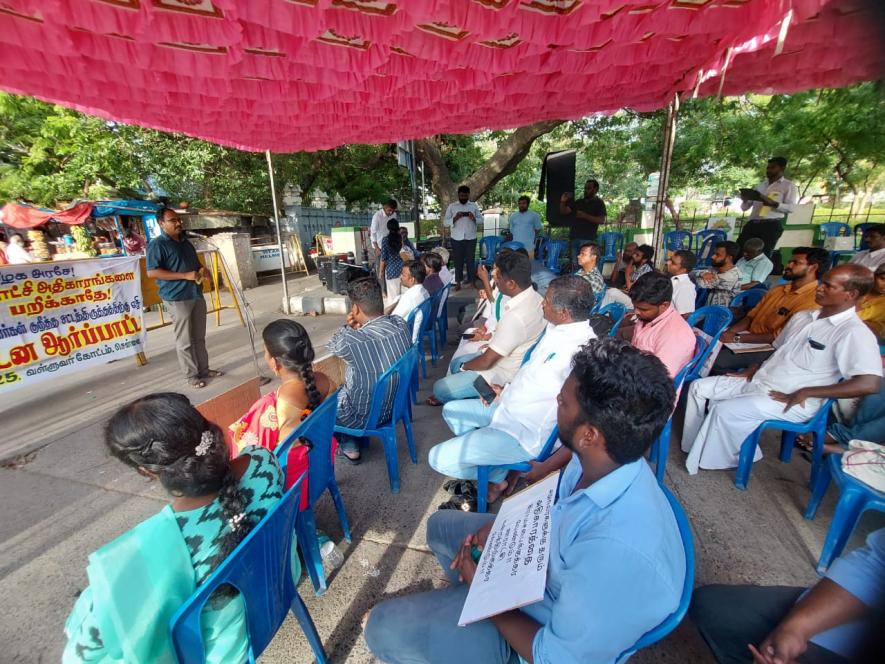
left=365, top=338, right=686, bottom=663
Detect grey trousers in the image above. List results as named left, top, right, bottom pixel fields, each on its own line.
left=365, top=511, right=520, bottom=664
left=164, top=297, right=209, bottom=379
left=690, top=585, right=852, bottom=664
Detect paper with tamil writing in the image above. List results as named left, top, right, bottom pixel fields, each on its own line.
left=457, top=472, right=558, bottom=626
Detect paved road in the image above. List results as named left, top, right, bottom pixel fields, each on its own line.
left=1, top=276, right=881, bottom=663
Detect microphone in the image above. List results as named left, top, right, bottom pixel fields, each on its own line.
left=184, top=230, right=208, bottom=239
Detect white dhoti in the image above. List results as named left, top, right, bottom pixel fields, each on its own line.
left=681, top=375, right=819, bottom=475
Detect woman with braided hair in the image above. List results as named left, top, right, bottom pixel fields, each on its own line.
left=63, top=393, right=287, bottom=663
left=230, top=319, right=335, bottom=501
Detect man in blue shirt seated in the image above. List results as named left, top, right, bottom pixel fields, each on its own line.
left=690, top=528, right=884, bottom=663
left=364, top=337, right=685, bottom=663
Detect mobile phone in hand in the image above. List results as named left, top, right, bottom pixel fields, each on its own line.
left=473, top=375, right=497, bottom=403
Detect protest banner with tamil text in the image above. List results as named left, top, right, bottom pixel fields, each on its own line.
left=458, top=472, right=558, bottom=626
left=0, top=257, right=145, bottom=392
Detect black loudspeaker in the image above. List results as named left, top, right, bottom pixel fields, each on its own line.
left=538, top=149, right=576, bottom=228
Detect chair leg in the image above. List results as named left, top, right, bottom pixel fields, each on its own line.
left=804, top=457, right=832, bottom=520
left=429, top=331, right=438, bottom=366
left=735, top=429, right=763, bottom=490
left=328, top=482, right=352, bottom=543
left=809, top=427, right=827, bottom=488
left=816, top=489, right=865, bottom=575
left=779, top=431, right=795, bottom=463
left=289, top=594, right=329, bottom=664
left=477, top=466, right=489, bottom=513
left=382, top=428, right=401, bottom=493
left=296, top=507, right=328, bottom=596
left=401, top=414, right=417, bottom=464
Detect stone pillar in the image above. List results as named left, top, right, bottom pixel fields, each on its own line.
left=211, top=232, right=257, bottom=290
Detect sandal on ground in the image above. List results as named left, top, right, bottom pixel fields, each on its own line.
left=336, top=446, right=362, bottom=465
left=794, top=437, right=814, bottom=454
left=202, top=369, right=224, bottom=378
left=437, top=494, right=476, bottom=512
left=425, top=395, right=444, bottom=406
left=443, top=479, right=477, bottom=498
left=187, top=377, right=207, bottom=388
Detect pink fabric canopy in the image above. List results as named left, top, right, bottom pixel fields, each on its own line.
left=0, top=1, right=878, bottom=152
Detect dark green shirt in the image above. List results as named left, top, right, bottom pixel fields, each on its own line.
left=146, top=232, right=202, bottom=301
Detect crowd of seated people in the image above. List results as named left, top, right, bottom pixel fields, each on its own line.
left=65, top=213, right=885, bottom=664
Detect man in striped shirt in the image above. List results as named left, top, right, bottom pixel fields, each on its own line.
left=327, top=277, right=412, bottom=463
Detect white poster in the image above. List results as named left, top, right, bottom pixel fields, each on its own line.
left=0, top=257, right=145, bottom=392
left=458, top=472, right=558, bottom=626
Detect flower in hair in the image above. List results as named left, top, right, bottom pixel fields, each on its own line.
left=195, top=430, right=214, bottom=456
left=228, top=513, right=246, bottom=531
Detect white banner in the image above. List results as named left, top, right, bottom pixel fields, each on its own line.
left=0, top=257, right=145, bottom=392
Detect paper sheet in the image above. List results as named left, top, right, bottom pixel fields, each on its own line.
left=457, top=472, right=558, bottom=626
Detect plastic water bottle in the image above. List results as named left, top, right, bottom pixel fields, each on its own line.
left=319, top=535, right=344, bottom=570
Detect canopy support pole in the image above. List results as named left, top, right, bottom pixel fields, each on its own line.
left=266, top=149, right=291, bottom=314
left=411, top=140, right=422, bottom=240
left=652, top=94, right=679, bottom=266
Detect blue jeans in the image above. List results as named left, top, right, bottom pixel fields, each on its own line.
left=364, top=511, right=519, bottom=664
left=433, top=353, right=484, bottom=403
left=428, top=400, right=531, bottom=483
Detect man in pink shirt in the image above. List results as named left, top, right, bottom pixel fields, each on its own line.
left=620, top=272, right=696, bottom=378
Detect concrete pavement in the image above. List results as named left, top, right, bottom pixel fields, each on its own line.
left=1, top=275, right=882, bottom=663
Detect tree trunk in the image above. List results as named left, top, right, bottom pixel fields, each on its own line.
left=416, top=119, right=564, bottom=228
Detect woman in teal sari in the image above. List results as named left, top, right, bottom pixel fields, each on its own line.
left=63, top=393, right=293, bottom=663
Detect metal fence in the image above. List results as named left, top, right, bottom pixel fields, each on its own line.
left=283, top=204, right=416, bottom=250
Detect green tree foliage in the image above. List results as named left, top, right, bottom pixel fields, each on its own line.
left=0, top=92, right=410, bottom=214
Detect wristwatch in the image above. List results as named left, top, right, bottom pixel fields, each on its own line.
left=734, top=333, right=743, bottom=343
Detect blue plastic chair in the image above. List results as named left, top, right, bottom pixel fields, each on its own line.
left=480, top=236, right=502, bottom=266
left=804, top=453, right=885, bottom=574
left=685, top=305, right=733, bottom=382
left=694, top=234, right=720, bottom=269
left=617, top=485, right=695, bottom=660
left=275, top=390, right=351, bottom=595
left=696, top=228, right=727, bottom=246
left=729, top=288, right=766, bottom=309
left=500, top=240, right=525, bottom=251
left=818, top=221, right=851, bottom=241
left=476, top=426, right=560, bottom=513
left=734, top=399, right=835, bottom=491
left=597, top=302, right=627, bottom=337
left=536, top=235, right=550, bottom=261
left=649, top=336, right=707, bottom=483
left=407, top=298, right=435, bottom=379
left=434, top=282, right=454, bottom=347
left=665, top=229, right=692, bottom=252
left=598, top=231, right=624, bottom=271
left=170, top=472, right=328, bottom=664
left=334, top=347, right=418, bottom=493
left=544, top=239, right=566, bottom=274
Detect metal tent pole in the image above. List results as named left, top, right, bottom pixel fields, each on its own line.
left=266, top=149, right=291, bottom=314
left=652, top=94, right=679, bottom=266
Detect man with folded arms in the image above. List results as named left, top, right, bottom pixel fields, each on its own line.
left=429, top=250, right=544, bottom=404
left=365, top=338, right=684, bottom=664
left=681, top=264, right=881, bottom=475
left=715, top=247, right=828, bottom=371
left=695, top=240, right=742, bottom=307
left=429, top=276, right=596, bottom=507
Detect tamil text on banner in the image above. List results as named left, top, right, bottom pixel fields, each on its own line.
left=458, top=472, right=558, bottom=626
left=0, top=257, right=145, bottom=392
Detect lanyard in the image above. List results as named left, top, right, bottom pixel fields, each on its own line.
left=495, top=293, right=503, bottom=319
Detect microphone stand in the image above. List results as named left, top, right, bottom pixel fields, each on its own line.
left=187, top=232, right=272, bottom=386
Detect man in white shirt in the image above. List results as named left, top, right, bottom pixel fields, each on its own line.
left=429, top=275, right=596, bottom=505
left=736, top=238, right=774, bottom=290
left=681, top=264, right=882, bottom=474
left=391, top=259, right=429, bottom=342
left=6, top=233, right=34, bottom=264
left=443, top=185, right=482, bottom=291
left=508, top=195, right=542, bottom=258
left=850, top=224, right=885, bottom=271
left=665, top=249, right=697, bottom=314
left=429, top=250, right=544, bottom=404
left=737, top=156, right=800, bottom=256
left=370, top=199, right=398, bottom=278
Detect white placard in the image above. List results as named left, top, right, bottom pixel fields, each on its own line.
left=458, top=472, right=558, bottom=626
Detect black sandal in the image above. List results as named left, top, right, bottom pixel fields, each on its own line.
left=437, top=494, right=477, bottom=512
left=443, top=479, right=477, bottom=497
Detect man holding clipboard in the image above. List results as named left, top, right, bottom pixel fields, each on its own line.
left=364, top=339, right=685, bottom=663
left=736, top=157, right=799, bottom=257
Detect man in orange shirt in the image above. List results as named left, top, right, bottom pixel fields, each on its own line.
left=713, top=247, right=829, bottom=372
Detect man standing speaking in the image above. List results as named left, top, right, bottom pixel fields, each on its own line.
left=146, top=207, right=221, bottom=389
left=560, top=178, right=607, bottom=257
